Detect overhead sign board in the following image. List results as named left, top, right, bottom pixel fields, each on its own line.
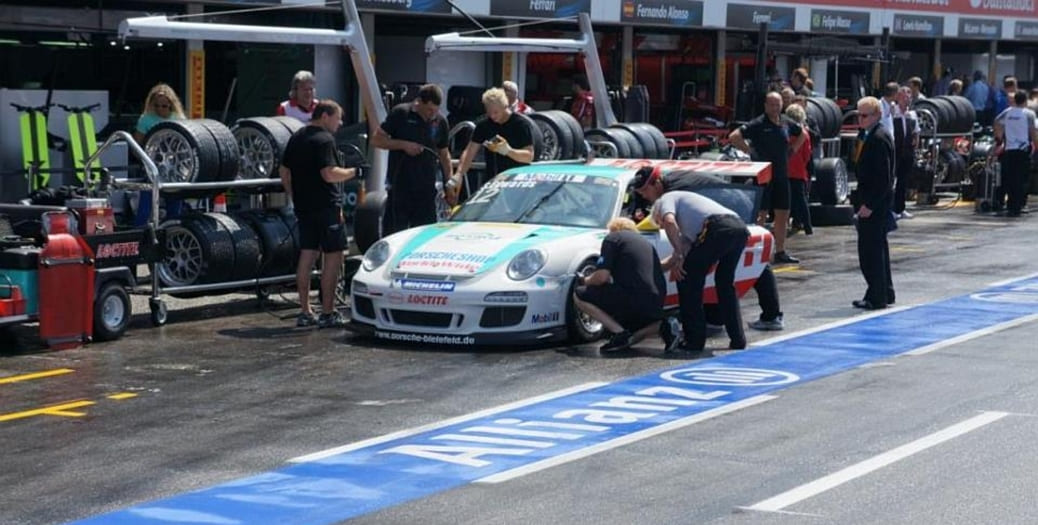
left=809, top=8, right=870, bottom=33
left=1015, top=20, right=1038, bottom=38
left=958, top=17, right=1003, bottom=38
left=355, top=0, right=452, bottom=13
left=621, top=1, right=704, bottom=26
left=892, top=13, right=944, bottom=36
left=490, top=0, right=591, bottom=18
left=726, top=3, right=796, bottom=30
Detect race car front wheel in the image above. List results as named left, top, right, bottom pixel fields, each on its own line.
left=567, top=258, right=604, bottom=343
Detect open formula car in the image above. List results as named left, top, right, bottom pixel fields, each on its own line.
left=349, top=159, right=774, bottom=346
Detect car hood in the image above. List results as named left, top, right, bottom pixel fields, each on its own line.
left=389, top=221, right=593, bottom=277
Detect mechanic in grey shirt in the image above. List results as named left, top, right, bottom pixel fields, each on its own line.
left=993, top=91, right=1038, bottom=217
left=652, top=191, right=749, bottom=353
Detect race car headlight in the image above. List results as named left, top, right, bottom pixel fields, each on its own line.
left=362, top=240, right=391, bottom=271
left=506, top=249, right=546, bottom=281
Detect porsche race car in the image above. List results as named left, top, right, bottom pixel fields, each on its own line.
left=349, top=159, right=774, bottom=346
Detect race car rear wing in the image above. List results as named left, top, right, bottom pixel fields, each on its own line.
left=589, top=158, right=773, bottom=185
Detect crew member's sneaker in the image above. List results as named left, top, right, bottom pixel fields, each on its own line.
left=899, top=210, right=914, bottom=219
left=773, top=251, right=800, bottom=264
left=599, top=330, right=633, bottom=353
left=318, top=311, right=347, bottom=329
left=660, top=317, right=682, bottom=354
left=296, top=312, right=318, bottom=327
left=749, top=315, right=785, bottom=331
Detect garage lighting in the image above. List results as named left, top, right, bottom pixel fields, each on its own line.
left=484, top=292, right=528, bottom=303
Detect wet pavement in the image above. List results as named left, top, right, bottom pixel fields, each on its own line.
left=2, top=199, right=1037, bottom=525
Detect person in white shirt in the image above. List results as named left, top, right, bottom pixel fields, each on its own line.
left=276, top=71, right=317, bottom=123
left=993, top=91, right=1038, bottom=216
left=502, top=81, right=534, bottom=115
left=880, top=82, right=898, bottom=135
left=893, top=86, right=920, bottom=218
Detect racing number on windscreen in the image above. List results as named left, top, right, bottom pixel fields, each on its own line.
left=452, top=173, right=618, bottom=228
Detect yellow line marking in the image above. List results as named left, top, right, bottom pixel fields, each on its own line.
left=890, top=246, right=925, bottom=253
left=772, top=266, right=808, bottom=274
left=0, top=368, right=74, bottom=385
left=0, top=400, right=96, bottom=422
left=106, top=392, right=138, bottom=401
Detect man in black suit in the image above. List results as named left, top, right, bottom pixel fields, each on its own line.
left=852, top=96, right=895, bottom=310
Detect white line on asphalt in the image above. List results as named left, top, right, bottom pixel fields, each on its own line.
left=745, top=411, right=1009, bottom=513
left=904, top=313, right=1038, bottom=356
left=289, top=382, right=608, bottom=463
left=750, top=306, right=912, bottom=347
left=734, top=507, right=826, bottom=518
left=989, top=271, right=1038, bottom=287
left=475, top=394, right=778, bottom=484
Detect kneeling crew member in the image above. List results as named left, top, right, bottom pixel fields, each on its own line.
left=279, top=99, right=357, bottom=328
left=573, top=217, right=679, bottom=354
left=652, top=191, right=749, bottom=352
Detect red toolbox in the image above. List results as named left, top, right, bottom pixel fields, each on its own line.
left=38, top=212, right=94, bottom=349
left=67, top=198, right=115, bottom=236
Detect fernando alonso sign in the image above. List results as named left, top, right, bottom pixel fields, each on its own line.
left=620, top=1, right=705, bottom=26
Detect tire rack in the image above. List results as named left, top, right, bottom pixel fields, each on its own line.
left=914, top=108, right=965, bottom=199
left=85, top=131, right=303, bottom=326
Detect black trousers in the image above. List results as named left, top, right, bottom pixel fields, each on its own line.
left=997, top=150, right=1030, bottom=214
left=676, top=216, right=748, bottom=351
left=893, top=154, right=913, bottom=214
left=384, top=189, right=437, bottom=235
left=789, top=179, right=812, bottom=233
left=754, top=265, right=782, bottom=321
left=856, top=214, right=894, bottom=306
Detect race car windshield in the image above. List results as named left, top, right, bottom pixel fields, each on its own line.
left=451, top=173, right=619, bottom=228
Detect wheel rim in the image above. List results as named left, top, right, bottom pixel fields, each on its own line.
left=935, top=156, right=949, bottom=184
left=157, top=225, right=204, bottom=287
left=576, top=262, right=603, bottom=335
left=235, top=127, right=276, bottom=178
left=536, top=122, right=560, bottom=160
left=834, top=162, right=850, bottom=203
left=590, top=140, right=618, bottom=158
left=101, top=293, right=125, bottom=330
left=146, top=129, right=199, bottom=183
left=917, top=109, right=936, bottom=137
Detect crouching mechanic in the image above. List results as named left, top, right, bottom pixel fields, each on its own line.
left=632, top=166, right=784, bottom=331
left=279, top=99, right=357, bottom=328
left=573, top=218, right=681, bottom=354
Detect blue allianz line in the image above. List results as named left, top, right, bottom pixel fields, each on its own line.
left=72, top=277, right=1038, bottom=525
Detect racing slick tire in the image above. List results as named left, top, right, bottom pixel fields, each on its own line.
left=608, top=126, right=645, bottom=159
left=585, top=128, right=630, bottom=158
left=806, top=97, right=842, bottom=139
left=157, top=213, right=237, bottom=290
left=197, top=119, right=241, bottom=183
left=529, top=110, right=576, bottom=160
left=235, top=209, right=298, bottom=277
left=93, top=282, right=131, bottom=342
left=233, top=116, right=295, bottom=179
left=212, top=212, right=262, bottom=282
left=568, top=258, right=606, bottom=343
left=936, top=149, right=967, bottom=185
left=354, top=190, right=387, bottom=255
left=144, top=120, right=224, bottom=184
left=612, top=122, right=669, bottom=159
left=271, top=115, right=305, bottom=135
left=811, top=157, right=850, bottom=205
left=514, top=112, right=545, bottom=162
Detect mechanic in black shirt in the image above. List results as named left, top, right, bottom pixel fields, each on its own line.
left=573, top=217, right=680, bottom=354
left=279, top=99, right=357, bottom=329
left=632, top=166, right=785, bottom=331
left=448, top=87, right=534, bottom=202
left=729, top=91, right=806, bottom=264
left=372, top=84, right=452, bottom=234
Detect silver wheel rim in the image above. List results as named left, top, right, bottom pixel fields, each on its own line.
left=235, top=127, right=276, bottom=178
left=917, top=109, right=936, bottom=136
left=158, top=225, right=204, bottom=287
left=146, top=129, right=199, bottom=183
left=102, top=293, right=125, bottom=330
left=576, top=262, right=603, bottom=335
left=935, top=156, right=949, bottom=184
left=536, top=122, right=560, bottom=160
left=591, top=141, right=617, bottom=158
left=835, top=162, right=850, bottom=203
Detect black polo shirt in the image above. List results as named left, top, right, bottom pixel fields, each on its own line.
left=381, top=103, right=449, bottom=194
left=739, top=114, right=802, bottom=180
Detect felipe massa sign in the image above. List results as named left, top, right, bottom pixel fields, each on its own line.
left=809, top=8, right=870, bottom=33
left=490, top=0, right=591, bottom=18
left=621, top=1, right=705, bottom=26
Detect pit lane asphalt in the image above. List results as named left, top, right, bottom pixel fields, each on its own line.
left=1, top=199, right=1036, bottom=525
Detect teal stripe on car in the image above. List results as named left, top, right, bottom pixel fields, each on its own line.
left=476, top=226, right=591, bottom=274
left=389, top=222, right=461, bottom=269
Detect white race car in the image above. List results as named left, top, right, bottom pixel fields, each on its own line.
left=349, top=159, right=775, bottom=346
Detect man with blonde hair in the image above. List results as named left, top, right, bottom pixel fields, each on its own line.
left=573, top=216, right=679, bottom=353
left=448, top=87, right=535, bottom=202
left=851, top=96, right=895, bottom=310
